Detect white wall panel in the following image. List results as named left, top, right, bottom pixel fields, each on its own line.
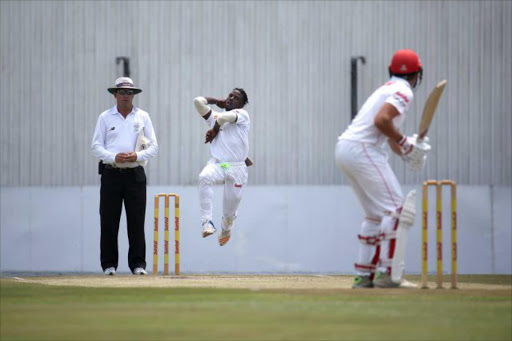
left=1, top=185, right=510, bottom=274
left=1, top=1, right=511, bottom=186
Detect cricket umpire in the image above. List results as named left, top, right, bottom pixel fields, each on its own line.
left=91, top=77, right=158, bottom=275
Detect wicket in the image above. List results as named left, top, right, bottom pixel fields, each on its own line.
left=153, top=193, right=180, bottom=276
left=421, top=180, right=457, bottom=289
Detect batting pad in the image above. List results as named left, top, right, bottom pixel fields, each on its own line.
left=391, top=190, right=416, bottom=283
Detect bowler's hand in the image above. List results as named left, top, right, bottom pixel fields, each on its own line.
left=205, top=128, right=218, bottom=143
left=205, top=97, right=226, bottom=109
left=216, top=99, right=227, bottom=109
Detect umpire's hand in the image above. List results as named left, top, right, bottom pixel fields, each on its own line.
left=115, top=152, right=137, bottom=163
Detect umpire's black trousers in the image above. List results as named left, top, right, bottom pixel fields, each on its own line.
left=100, top=166, right=147, bottom=272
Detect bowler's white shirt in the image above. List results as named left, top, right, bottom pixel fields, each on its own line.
left=339, top=77, right=413, bottom=148
left=206, top=108, right=250, bottom=162
left=91, top=105, right=158, bottom=168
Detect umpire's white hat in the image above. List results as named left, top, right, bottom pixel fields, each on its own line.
left=108, top=77, right=142, bottom=94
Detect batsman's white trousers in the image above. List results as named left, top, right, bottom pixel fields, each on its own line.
left=335, top=139, right=404, bottom=274
left=198, top=158, right=248, bottom=224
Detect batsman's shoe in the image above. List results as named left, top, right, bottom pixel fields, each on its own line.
left=218, top=229, right=231, bottom=246
left=133, top=267, right=147, bottom=275
left=373, top=271, right=400, bottom=288
left=352, top=275, right=374, bottom=288
left=398, top=279, right=418, bottom=289
left=103, top=267, right=116, bottom=276
left=202, top=220, right=216, bottom=238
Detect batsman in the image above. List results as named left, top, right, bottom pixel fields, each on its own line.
left=335, top=49, right=433, bottom=288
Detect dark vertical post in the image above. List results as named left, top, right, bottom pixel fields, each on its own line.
left=350, top=56, right=366, bottom=120
left=116, top=57, right=131, bottom=77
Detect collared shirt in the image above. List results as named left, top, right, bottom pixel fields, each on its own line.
left=91, top=105, right=158, bottom=168
left=339, top=76, right=413, bottom=148
left=205, top=108, right=250, bottom=162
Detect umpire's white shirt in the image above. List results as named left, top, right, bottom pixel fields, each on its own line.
left=206, top=109, right=250, bottom=162
left=339, top=76, right=413, bottom=147
left=91, top=105, right=158, bottom=168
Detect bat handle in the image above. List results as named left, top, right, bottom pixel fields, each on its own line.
left=418, top=131, right=428, bottom=143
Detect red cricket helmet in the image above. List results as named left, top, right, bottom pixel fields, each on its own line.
left=389, top=49, right=422, bottom=74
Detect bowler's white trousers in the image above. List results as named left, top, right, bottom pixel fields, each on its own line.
left=335, top=139, right=404, bottom=275
left=198, top=158, right=248, bottom=225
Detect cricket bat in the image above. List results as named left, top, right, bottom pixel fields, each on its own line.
left=418, top=80, right=447, bottom=142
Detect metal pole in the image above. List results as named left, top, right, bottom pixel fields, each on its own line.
left=350, top=56, right=366, bottom=120
left=115, top=57, right=131, bottom=77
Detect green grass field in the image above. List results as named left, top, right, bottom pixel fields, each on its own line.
left=1, top=275, right=511, bottom=340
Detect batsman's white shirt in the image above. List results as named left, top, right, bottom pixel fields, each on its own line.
left=206, top=109, right=250, bottom=162
left=340, top=77, right=412, bottom=147
left=336, top=76, right=414, bottom=218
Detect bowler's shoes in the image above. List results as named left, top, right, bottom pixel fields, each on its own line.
left=218, top=229, right=231, bottom=246
left=373, top=271, right=400, bottom=288
left=352, top=275, right=374, bottom=288
left=202, top=220, right=216, bottom=238
left=104, top=267, right=116, bottom=276
left=133, top=267, right=147, bottom=275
